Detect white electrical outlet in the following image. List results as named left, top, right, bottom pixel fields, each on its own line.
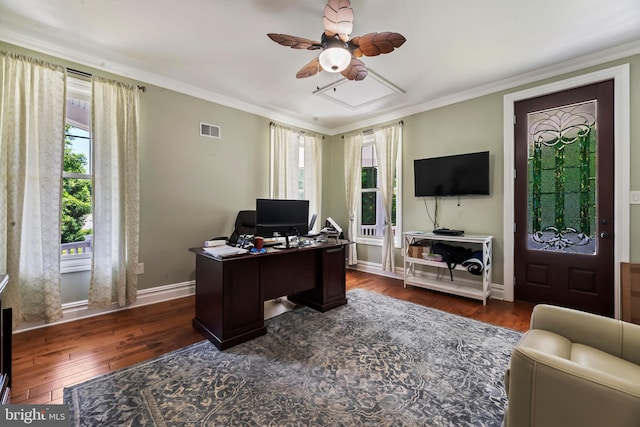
left=135, top=263, right=145, bottom=274
left=631, top=191, right=640, bottom=205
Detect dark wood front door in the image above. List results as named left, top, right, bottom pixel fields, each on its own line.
left=514, top=80, right=614, bottom=316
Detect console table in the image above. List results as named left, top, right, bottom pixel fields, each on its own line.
left=403, top=232, right=493, bottom=304
left=190, top=240, right=348, bottom=350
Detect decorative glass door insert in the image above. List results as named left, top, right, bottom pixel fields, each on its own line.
left=527, top=100, right=597, bottom=254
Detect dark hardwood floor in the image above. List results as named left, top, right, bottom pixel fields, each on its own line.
left=10, top=269, right=533, bottom=405
left=347, top=270, right=533, bottom=332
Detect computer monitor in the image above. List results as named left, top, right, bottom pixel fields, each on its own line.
left=255, top=199, right=309, bottom=246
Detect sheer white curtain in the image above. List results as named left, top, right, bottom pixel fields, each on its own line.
left=303, top=134, right=322, bottom=232
left=344, top=133, right=362, bottom=265
left=0, top=52, right=65, bottom=324
left=270, top=123, right=323, bottom=231
left=374, top=123, right=402, bottom=272
left=270, top=124, right=300, bottom=199
left=89, top=77, right=140, bottom=308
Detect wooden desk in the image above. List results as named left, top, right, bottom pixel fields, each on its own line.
left=190, top=241, right=348, bottom=350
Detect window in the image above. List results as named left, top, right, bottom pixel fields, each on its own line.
left=358, top=133, right=401, bottom=246
left=297, top=142, right=305, bottom=200
left=299, top=135, right=323, bottom=233
left=61, top=78, right=93, bottom=273
left=526, top=101, right=597, bottom=253
left=269, top=124, right=322, bottom=233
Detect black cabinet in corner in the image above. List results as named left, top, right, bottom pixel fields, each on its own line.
left=0, top=274, right=11, bottom=404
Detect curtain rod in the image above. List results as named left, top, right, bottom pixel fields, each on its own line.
left=67, top=68, right=147, bottom=92
left=269, top=122, right=324, bottom=139
left=341, top=121, right=404, bottom=138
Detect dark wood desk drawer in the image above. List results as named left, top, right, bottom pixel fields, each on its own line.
left=194, top=256, right=263, bottom=345
left=190, top=242, right=347, bottom=349
left=288, top=245, right=347, bottom=312
left=260, top=250, right=318, bottom=301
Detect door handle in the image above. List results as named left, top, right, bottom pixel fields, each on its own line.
left=600, top=232, right=610, bottom=239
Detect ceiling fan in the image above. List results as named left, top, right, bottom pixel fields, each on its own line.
left=267, top=0, right=406, bottom=81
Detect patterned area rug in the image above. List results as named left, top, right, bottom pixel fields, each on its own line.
left=64, top=289, right=522, bottom=426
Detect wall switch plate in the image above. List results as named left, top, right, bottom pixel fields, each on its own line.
left=135, top=263, right=145, bottom=274
left=631, top=191, right=640, bottom=204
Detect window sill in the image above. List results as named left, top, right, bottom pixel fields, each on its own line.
left=61, top=254, right=91, bottom=274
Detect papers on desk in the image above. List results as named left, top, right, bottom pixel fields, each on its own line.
left=203, top=245, right=248, bottom=259
left=204, top=239, right=227, bottom=247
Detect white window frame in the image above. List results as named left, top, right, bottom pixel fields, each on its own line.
left=357, top=133, right=402, bottom=248
left=293, top=134, right=322, bottom=234
left=61, top=77, right=93, bottom=274
left=297, top=141, right=305, bottom=200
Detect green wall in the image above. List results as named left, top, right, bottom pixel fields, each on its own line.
left=137, top=86, right=271, bottom=289
left=2, top=41, right=639, bottom=303
left=402, top=97, right=506, bottom=282
left=325, top=54, right=639, bottom=289
left=1, top=42, right=274, bottom=302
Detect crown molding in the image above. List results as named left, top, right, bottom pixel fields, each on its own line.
left=2, top=23, right=639, bottom=136
left=0, top=25, right=334, bottom=135
left=330, top=39, right=640, bottom=135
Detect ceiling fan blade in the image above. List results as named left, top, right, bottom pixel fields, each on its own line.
left=350, top=32, right=406, bottom=57
left=341, top=57, right=367, bottom=81
left=267, top=33, right=322, bottom=50
left=323, top=0, right=353, bottom=42
left=296, top=58, right=322, bottom=79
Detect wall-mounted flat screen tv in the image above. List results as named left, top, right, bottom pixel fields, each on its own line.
left=414, top=151, right=490, bottom=197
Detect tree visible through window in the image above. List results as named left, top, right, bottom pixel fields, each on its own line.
left=359, top=137, right=397, bottom=238
left=61, top=87, right=93, bottom=259
left=361, top=143, right=377, bottom=227
left=62, top=125, right=92, bottom=245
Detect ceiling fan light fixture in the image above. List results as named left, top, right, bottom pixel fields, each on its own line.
left=319, top=47, right=351, bottom=73
left=268, top=0, right=405, bottom=81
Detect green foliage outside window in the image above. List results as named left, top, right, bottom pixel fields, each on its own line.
left=62, top=126, right=92, bottom=243
left=360, top=165, right=397, bottom=228
left=362, top=167, right=377, bottom=225
left=392, top=192, right=396, bottom=226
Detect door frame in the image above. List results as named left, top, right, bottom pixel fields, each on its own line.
left=502, top=64, right=630, bottom=318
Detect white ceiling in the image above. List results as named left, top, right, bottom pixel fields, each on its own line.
left=1, top=0, right=639, bottom=135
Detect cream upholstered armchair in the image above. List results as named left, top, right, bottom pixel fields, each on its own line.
left=504, top=304, right=640, bottom=427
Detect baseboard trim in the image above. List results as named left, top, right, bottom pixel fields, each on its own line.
left=14, top=264, right=508, bottom=333
left=15, top=280, right=196, bottom=333
left=349, top=260, right=405, bottom=280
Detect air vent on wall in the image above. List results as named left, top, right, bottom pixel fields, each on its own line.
left=200, top=122, right=221, bottom=139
